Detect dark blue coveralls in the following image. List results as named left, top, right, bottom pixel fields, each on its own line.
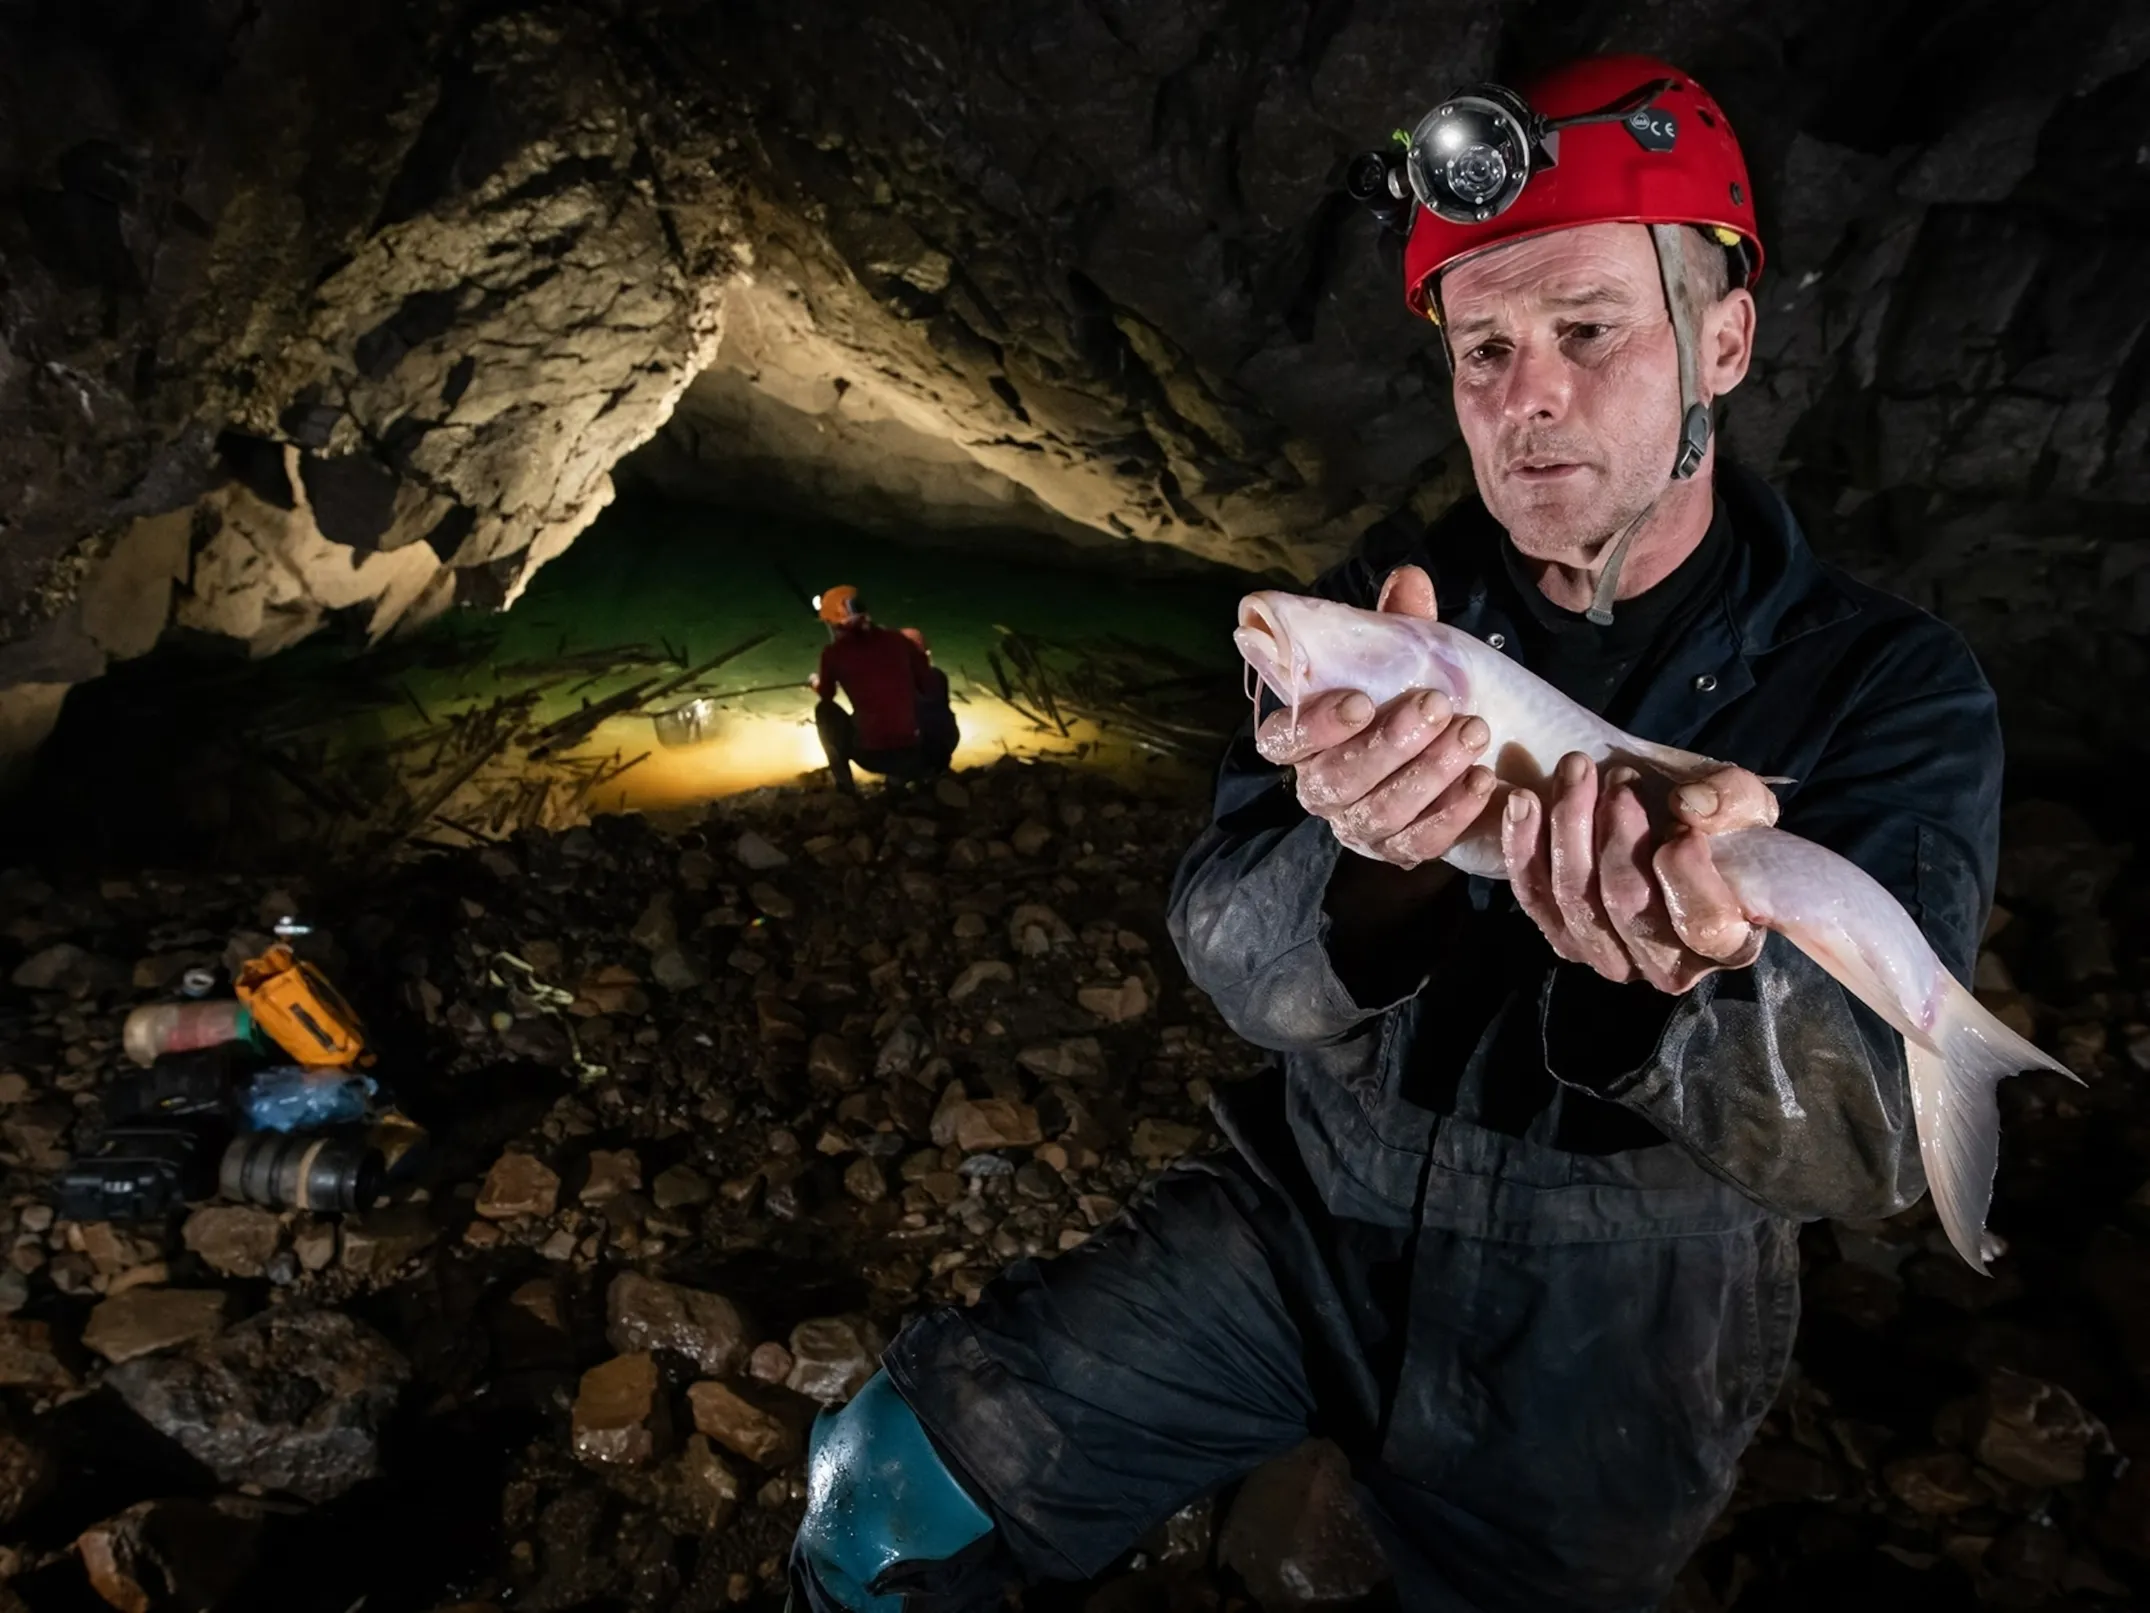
left=876, top=463, right=2005, bottom=1611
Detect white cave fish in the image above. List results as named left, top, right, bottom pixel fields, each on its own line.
left=1233, top=588, right=2070, bottom=1273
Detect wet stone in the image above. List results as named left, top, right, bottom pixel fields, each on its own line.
left=580, top=1148, right=643, bottom=1205
left=1017, top=1038, right=1104, bottom=1083
left=340, top=1203, right=438, bottom=1280
left=1218, top=1440, right=1390, bottom=1609
left=786, top=1315, right=883, bottom=1405
left=947, top=960, right=1013, bottom=1003
left=652, top=1164, right=711, bottom=1210
left=572, top=1353, right=668, bottom=1469
left=808, top=1034, right=859, bottom=1088
left=1132, top=1118, right=1203, bottom=1163
left=748, top=1341, right=794, bottom=1384
left=1975, top=1370, right=2109, bottom=1488
left=950, top=1099, right=1043, bottom=1153
left=735, top=832, right=789, bottom=871
left=181, top=1205, right=283, bottom=1278
left=1078, top=975, right=1150, bottom=1023
left=1885, top=1452, right=1993, bottom=1516
left=476, top=1152, right=560, bottom=1220
left=688, top=1379, right=816, bottom=1468
left=0, top=1319, right=75, bottom=1391
left=83, top=1288, right=228, bottom=1364
left=650, top=947, right=705, bottom=991
left=644, top=1435, right=742, bottom=1535
left=844, top=1156, right=888, bottom=1203
left=605, top=1271, right=753, bottom=1376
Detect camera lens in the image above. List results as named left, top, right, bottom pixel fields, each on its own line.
left=1446, top=143, right=1508, bottom=206
left=219, top=1132, right=384, bottom=1214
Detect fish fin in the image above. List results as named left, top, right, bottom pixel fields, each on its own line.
left=1910, top=977, right=2075, bottom=1273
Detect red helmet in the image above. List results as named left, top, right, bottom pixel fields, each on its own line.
left=1401, top=55, right=1763, bottom=320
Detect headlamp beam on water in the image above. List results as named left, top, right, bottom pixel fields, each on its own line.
left=1402, top=78, right=1681, bottom=226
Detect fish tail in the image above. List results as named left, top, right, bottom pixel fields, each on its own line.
left=1909, top=977, right=2073, bottom=1273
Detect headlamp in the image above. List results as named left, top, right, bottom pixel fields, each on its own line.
left=1404, top=87, right=1540, bottom=224
left=811, top=594, right=823, bottom=612
left=1401, top=78, right=1681, bottom=226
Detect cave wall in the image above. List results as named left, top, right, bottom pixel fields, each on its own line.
left=3, top=0, right=2147, bottom=772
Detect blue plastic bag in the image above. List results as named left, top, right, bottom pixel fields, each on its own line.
left=243, top=1067, right=376, bottom=1132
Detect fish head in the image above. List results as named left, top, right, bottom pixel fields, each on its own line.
left=1234, top=590, right=1467, bottom=715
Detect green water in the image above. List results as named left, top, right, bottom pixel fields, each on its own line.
left=492, top=496, right=1253, bottom=704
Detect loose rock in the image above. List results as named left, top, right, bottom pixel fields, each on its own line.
left=0, top=1319, right=75, bottom=1391
left=572, top=1353, right=668, bottom=1468
left=339, top=1203, right=438, bottom=1280
left=581, top=1148, right=643, bottom=1205
left=476, top=1152, right=560, bottom=1219
left=75, top=1498, right=261, bottom=1613
left=83, top=1289, right=228, bottom=1364
left=605, top=1271, right=753, bottom=1376
left=652, top=1164, right=712, bottom=1210
left=1975, top=1370, right=2109, bottom=1488
left=1218, top=1440, right=1390, bottom=1609
left=180, top=1206, right=282, bottom=1278
left=688, top=1379, right=816, bottom=1468
left=786, top=1315, right=883, bottom=1404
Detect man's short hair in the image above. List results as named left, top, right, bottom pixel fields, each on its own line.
left=1673, top=225, right=1735, bottom=331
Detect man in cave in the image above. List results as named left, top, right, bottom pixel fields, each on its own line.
left=791, top=55, right=2003, bottom=1612
left=809, top=585, right=937, bottom=793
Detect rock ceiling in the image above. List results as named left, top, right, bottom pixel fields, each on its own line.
left=1, top=0, right=2145, bottom=771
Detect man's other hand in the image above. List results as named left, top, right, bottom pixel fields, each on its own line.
left=1500, top=757, right=1776, bottom=994
left=1254, top=565, right=1499, bottom=870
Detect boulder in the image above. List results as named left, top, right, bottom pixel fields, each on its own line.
left=105, top=1308, right=409, bottom=1503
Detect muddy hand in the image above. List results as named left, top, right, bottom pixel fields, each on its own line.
left=1501, top=756, right=1775, bottom=992
left=1255, top=565, right=1497, bottom=868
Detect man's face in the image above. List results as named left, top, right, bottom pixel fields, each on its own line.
left=1439, top=222, right=1692, bottom=565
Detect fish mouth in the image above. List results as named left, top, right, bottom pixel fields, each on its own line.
left=1233, top=595, right=1297, bottom=707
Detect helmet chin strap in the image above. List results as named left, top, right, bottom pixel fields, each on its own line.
left=1584, top=222, right=1713, bottom=626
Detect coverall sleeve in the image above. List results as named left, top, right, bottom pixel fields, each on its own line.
left=1167, top=732, right=1416, bottom=1052
left=1165, top=533, right=1440, bottom=1053
left=1540, top=618, right=2004, bottom=1223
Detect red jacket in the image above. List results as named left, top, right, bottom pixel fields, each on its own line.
left=819, top=625, right=929, bottom=750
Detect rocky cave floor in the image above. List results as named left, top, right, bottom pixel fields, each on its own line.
left=0, top=759, right=2142, bottom=1613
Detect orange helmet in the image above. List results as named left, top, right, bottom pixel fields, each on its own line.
left=814, top=585, right=864, bottom=626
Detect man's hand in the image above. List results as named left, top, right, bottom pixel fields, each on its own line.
left=1254, top=565, right=1498, bottom=869
left=1500, top=756, right=1777, bottom=993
